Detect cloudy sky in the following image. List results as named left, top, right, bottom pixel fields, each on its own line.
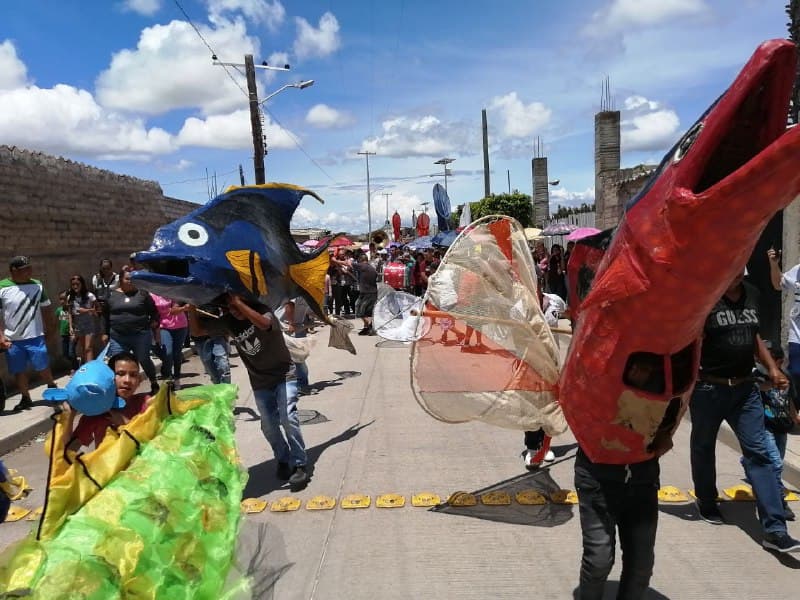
left=0, top=0, right=792, bottom=233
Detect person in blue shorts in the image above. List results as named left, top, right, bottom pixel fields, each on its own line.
left=0, top=256, right=57, bottom=412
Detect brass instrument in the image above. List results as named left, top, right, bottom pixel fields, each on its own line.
left=370, top=229, right=389, bottom=248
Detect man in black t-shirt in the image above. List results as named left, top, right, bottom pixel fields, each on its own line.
left=206, top=294, right=309, bottom=488
left=690, top=271, right=800, bottom=553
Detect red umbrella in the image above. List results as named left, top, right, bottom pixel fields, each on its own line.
left=565, top=227, right=602, bottom=241
left=329, top=236, right=354, bottom=247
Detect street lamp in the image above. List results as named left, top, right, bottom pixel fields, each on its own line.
left=260, top=80, right=315, bottom=105
left=434, top=157, right=455, bottom=192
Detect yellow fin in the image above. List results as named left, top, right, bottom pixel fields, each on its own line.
left=289, top=251, right=329, bottom=310
left=226, top=250, right=267, bottom=296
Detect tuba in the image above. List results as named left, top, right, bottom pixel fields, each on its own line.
left=371, top=229, right=389, bottom=248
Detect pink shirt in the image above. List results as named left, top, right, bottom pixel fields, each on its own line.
left=150, top=293, right=188, bottom=330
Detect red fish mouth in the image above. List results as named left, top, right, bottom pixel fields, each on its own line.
left=682, top=40, right=798, bottom=195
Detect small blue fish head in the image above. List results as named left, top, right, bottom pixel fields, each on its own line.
left=42, top=346, right=126, bottom=416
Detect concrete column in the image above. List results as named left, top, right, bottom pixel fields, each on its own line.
left=594, top=111, right=621, bottom=229
left=531, top=157, right=549, bottom=226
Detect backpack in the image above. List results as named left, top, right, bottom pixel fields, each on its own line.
left=761, top=383, right=796, bottom=434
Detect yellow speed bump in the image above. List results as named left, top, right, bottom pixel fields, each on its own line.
left=689, top=489, right=725, bottom=502
left=658, top=486, right=689, bottom=503
left=241, top=498, right=268, bottom=514
left=446, top=491, right=477, bottom=507
left=784, top=490, right=799, bottom=502
left=341, top=494, right=371, bottom=509
left=270, top=497, right=302, bottom=512
left=25, top=506, right=43, bottom=521
left=4, top=506, right=31, bottom=522
left=376, top=494, right=406, bottom=508
left=306, top=496, right=336, bottom=510
left=724, top=484, right=755, bottom=501
left=516, top=490, right=547, bottom=505
left=481, top=491, right=512, bottom=506
left=550, top=489, right=579, bottom=505
left=411, top=492, right=441, bottom=507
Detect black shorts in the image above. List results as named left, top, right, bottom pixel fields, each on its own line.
left=355, top=292, right=377, bottom=318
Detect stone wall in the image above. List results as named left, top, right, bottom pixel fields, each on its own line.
left=0, top=146, right=197, bottom=390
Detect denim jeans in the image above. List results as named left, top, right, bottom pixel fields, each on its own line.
left=574, top=449, right=659, bottom=600
left=160, top=327, right=188, bottom=380
left=690, top=381, right=787, bottom=535
left=253, top=380, right=307, bottom=467
left=740, top=429, right=787, bottom=494
left=196, top=336, right=231, bottom=384
left=109, top=330, right=157, bottom=384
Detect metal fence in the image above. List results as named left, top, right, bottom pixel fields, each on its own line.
left=540, top=211, right=596, bottom=249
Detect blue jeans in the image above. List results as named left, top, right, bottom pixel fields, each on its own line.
left=690, top=381, right=787, bottom=535
left=195, top=336, right=231, bottom=384
left=253, top=380, right=307, bottom=467
left=160, top=327, right=188, bottom=380
left=108, top=330, right=157, bottom=384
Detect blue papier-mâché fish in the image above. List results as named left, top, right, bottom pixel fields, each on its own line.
left=132, top=183, right=336, bottom=320
left=42, top=345, right=126, bottom=416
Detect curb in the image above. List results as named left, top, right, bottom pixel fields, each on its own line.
left=0, top=347, right=195, bottom=456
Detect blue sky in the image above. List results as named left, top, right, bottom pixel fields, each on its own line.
left=0, top=0, right=792, bottom=234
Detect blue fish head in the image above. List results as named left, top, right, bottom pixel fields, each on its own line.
left=42, top=346, right=126, bottom=416
left=132, top=184, right=330, bottom=311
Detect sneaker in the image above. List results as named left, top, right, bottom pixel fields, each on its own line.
left=784, top=503, right=796, bottom=522
left=173, top=379, right=181, bottom=391
left=696, top=501, right=724, bottom=525
left=763, top=532, right=800, bottom=553
left=12, top=395, right=33, bottom=412
left=524, top=449, right=547, bottom=468
left=289, top=466, right=309, bottom=487
left=543, top=450, right=556, bottom=462
left=357, top=327, right=370, bottom=336
left=276, top=462, right=292, bottom=481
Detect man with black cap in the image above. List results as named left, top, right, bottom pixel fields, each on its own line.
left=0, top=256, right=57, bottom=411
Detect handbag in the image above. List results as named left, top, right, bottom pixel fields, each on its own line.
left=283, top=334, right=310, bottom=363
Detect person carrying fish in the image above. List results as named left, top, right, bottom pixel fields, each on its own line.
left=201, top=293, right=309, bottom=489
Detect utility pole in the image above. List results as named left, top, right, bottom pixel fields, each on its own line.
left=244, top=54, right=265, bottom=184
left=482, top=109, right=491, bottom=197
left=238, top=164, right=245, bottom=186
left=507, top=170, right=511, bottom=194
left=358, top=151, right=376, bottom=236
left=382, top=192, right=392, bottom=224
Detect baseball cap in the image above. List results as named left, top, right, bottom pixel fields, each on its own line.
left=9, top=256, right=31, bottom=270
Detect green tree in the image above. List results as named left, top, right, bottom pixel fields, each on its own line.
left=459, top=193, right=533, bottom=227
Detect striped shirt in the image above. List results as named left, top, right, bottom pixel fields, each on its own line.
left=0, top=278, right=50, bottom=340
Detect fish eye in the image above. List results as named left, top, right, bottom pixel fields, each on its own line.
left=673, top=122, right=703, bottom=163
left=177, top=222, right=209, bottom=247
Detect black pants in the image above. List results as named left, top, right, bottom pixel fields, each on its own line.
left=574, top=448, right=659, bottom=600
left=524, top=429, right=545, bottom=449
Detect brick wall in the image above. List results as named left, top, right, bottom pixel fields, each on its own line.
left=0, top=146, right=197, bottom=390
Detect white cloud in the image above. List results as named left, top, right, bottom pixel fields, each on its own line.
left=122, top=0, right=161, bottom=16
left=360, top=115, right=475, bottom=159
left=177, top=108, right=298, bottom=150
left=0, top=84, right=174, bottom=157
left=95, top=19, right=259, bottom=116
left=0, top=41, right=28, bottom=90
left=588, top=0, right=709, bottom=34
left=620, top=95, right=680, bottom=152
left=488, top=92, right=552, bottom=138
left=208, top=0, right=286, bottom=31
left=550, top=186, right=596, bottom=210
left=293, top=12, right=340, bottom=60
left=306, top=104, right=354, bottom=128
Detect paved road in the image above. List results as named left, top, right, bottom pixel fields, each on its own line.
left=1, top=329, right=799, bottom=599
